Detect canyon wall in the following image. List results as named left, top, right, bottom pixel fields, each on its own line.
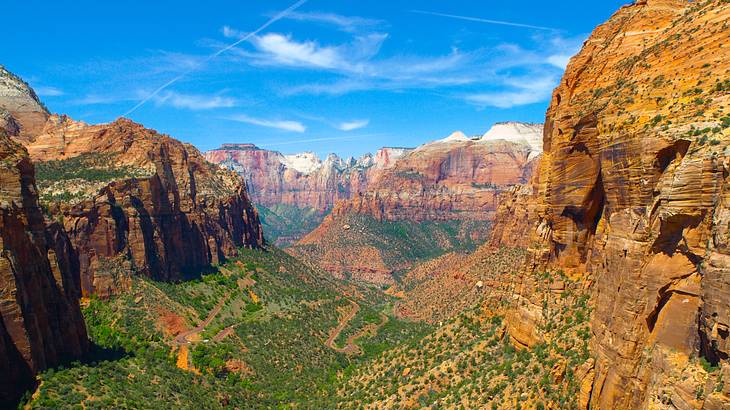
left=0, top=67, right=264, bottom=297
left=0, top=132, right=88, bottom=405
left=485, top=1, right=730, bottom=408
left=28, top=117, right=264, bottom=296
left=205, top=143, right=409, bottom=211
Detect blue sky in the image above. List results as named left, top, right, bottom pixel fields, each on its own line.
left=2, top=0, right=627, bottom=158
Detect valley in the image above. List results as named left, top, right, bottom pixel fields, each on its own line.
left=2, top=0, right=730, bottom=409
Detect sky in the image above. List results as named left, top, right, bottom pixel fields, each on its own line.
left=1, top=0, right=628, bottom=158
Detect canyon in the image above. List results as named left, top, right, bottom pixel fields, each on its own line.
left=4, top=0, right=730, bottom=409
left=287, top=123, right=542, bottom=283
left=0, top=65, right=263, bottom=402
left=0, top=131, right=88, bottom=406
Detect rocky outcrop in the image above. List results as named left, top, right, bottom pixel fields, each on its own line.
left=329, top=125, right=542, bottom=223
left=204, top=144, right=406, bottom=211
left=23, top=117, right=265, bottom=296
left=0, top=65, right=49, bottom=140
left=491, top=1, right=730, bottom=408
left=0, top=133, right=88, bottom=405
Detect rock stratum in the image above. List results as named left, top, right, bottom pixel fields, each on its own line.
left=480, top=0, right=730, bottom=408
left=10, top=115, right=265, bottom=297
left=288, top=124, right=542, bottom=282
left=0, top=132, right=88, bottom=405
left=205, top=143, right=409, bottom=211
left=15, top=115, right=265, bottom=296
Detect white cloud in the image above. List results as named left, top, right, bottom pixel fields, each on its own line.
left=245, top=32, right=387, bottom=73
left=222, top=25, right=246, bottom=39
left=227, top=114, right=306, bottom=132
left=466, top=73, right=559, bottom=109
left=546, top=54, right=572, bottom=69
left=35, top=86, right=64, bottom=97
left=281, top=11, right=384, bottom=33
left=337, top=119, right=369, bottom=131
left=152, top=91, right=236, bottom=110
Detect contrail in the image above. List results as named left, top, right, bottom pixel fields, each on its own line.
left=123, top=0, right=308, bottom=117
left=410, top=10, right=556, bottom=31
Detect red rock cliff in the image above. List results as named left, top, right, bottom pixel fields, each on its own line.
left=0, top=133, right=88, bottom=405
left=204, top=144, right=407, bottom=211
left=508, top=0, right=730, bottom=408
left=20, top=116, right=264, bottom=296
left=329, top=126, right=543, bottom=223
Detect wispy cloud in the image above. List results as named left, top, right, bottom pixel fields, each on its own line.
left=410, top=10, right=557, bottom=31
left=258, top=133, right=386, bottom=147
left=227, top=114, right=306, bottom=132
left=35, top=86, right=65, bottom=97
left=337, top=119, right=369, bottom=131
left=122, top=0, right=308, bottom=117
left=240, top=32, right=387, bottom=73
left=465, top=72, right=560, bottom=109
left=151, top=91, right=236, bottom=110
left=281, top=11, right=384, bottom=33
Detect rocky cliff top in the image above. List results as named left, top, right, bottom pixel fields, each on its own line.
left=0, top=66, right=50, bottom=139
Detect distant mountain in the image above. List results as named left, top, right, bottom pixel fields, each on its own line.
left=288, top=123, right=543, bottom=283
left=205, top=144, right=411, bottom=245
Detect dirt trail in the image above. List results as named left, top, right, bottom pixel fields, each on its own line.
left=212, top=326, right=234, bottom=342
left=173, top=292, right=230, bottom=346
left=325, top=300, right=359, bottom=353
left=326, top=301, right=389, bottom=355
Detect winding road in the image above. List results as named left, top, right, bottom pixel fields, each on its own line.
left=173, top=292, right=230, bottom=345
left=325, top=300, right=389, bottom=355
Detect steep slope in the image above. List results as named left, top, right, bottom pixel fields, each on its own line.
left=289, top=124, right=542, bottom=283
left=0, top=132, right=87, bottom=406
left=27, top=116, right=264, bottom=296
left=0, top=68, right=264, bottom=297
left=0, top=65, right=49, bottom=139
left=205, top=144, right=409, bottom=245
left=479, top=0, right=730, bottom=408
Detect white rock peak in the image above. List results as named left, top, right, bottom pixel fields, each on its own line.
left=480, top=122, right=543, bottom=159
left=281, top=152, right=322, bottom=175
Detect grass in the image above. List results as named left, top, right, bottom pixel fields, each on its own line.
left=25, top=246, right=430, bottom=409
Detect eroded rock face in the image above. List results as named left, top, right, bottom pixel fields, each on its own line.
left=519, top=0, right=730, bottom=407
left=0, top=133, right=87, bottom=405
left=3, top=114, right=264, bottom=297
left=0, top=65, right=49, bottom=140
left=332, top=129, right=542, bottom=223
left=204, top=144, right=398, bottom=211
left=22, top=118, right=265, bottom=296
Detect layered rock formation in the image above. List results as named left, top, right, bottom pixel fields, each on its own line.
left=0, top=68, right=264, bottom=297
left=0, top=65, right=48, bottom=140
left=0, top=132, right=87, bottom=405
left=333, top=125, right=542, bottom=222
left=484, top=1, right=730, bottom=408
left=27, top=117, right=264, bottom=296
left=205, top=143, right=409, bottom=211
left=289, top=124, right=542, bottom=282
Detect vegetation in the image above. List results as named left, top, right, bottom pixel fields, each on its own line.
left=256, top=203, right=327, bottom=247
left=34, top=153, right=151, bottom=205
left=25, top=247, right=429, bottom=409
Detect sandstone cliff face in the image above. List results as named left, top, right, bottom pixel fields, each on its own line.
left=500, top=0, right=730, bottom=408
left=21, top=118, right=265, bottom=296
left=329, top=125, right=542, bottom=223
left=204, top=144, right=405, bottom=211
left=0, top=133, right=87, bottom=405
left=0, top=65, right=49, bottom=140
